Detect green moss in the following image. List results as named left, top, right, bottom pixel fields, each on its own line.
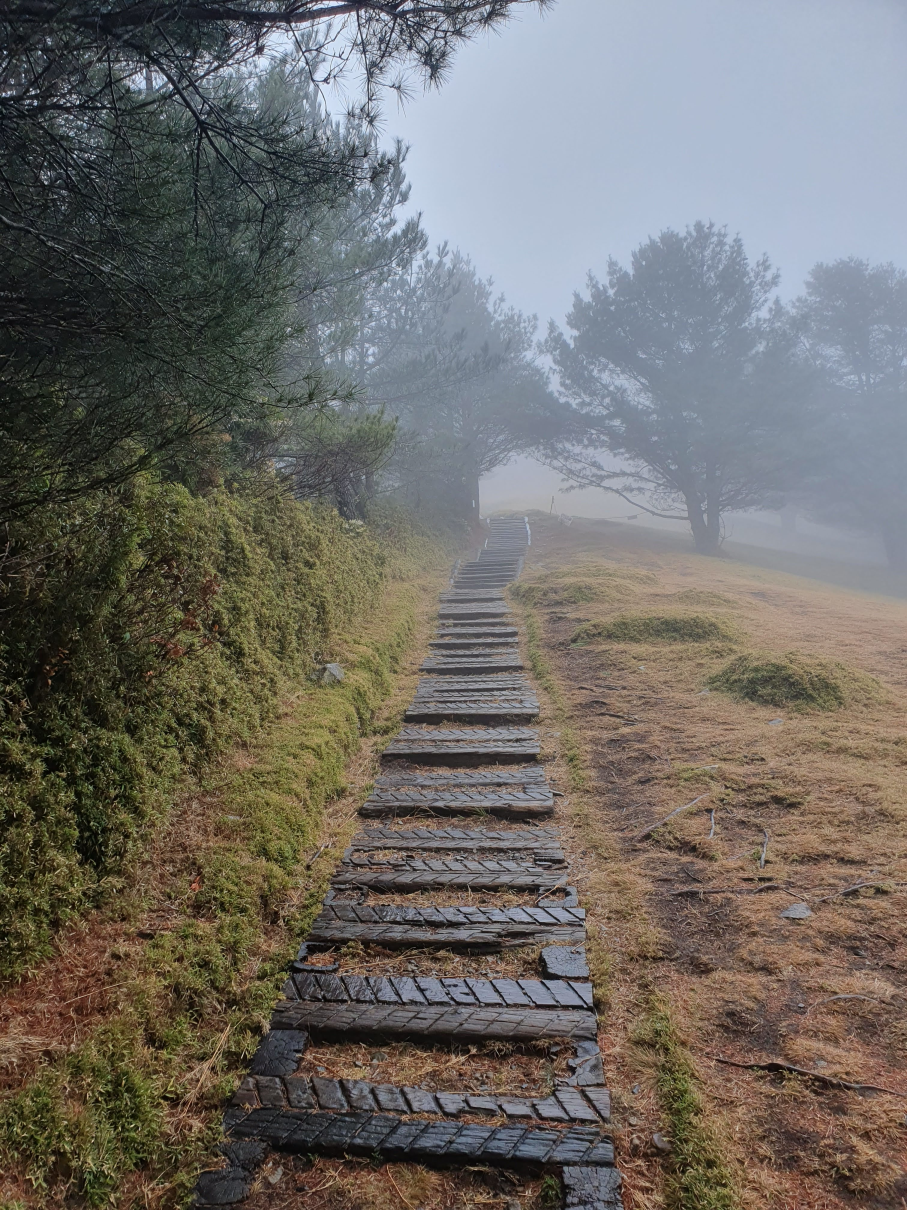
left=633, top=998, right=738, bottom=1210
left=708, top=651, right=881, bottom=712
left=572, top=612, right=736, bottom=645
left=0, top=572, right=434, bottom=1205
left=0, top=479, right=430, bottom=975
left=0, top=1025, right=163, bottom=1206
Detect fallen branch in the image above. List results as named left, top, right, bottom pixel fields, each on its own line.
left=705, top=1053, right=905, bottom=1097
left=632, top=794, right=709, bottom=842
left=707, top=808, right=715, bottom=840
left=668, top=883, right=783, bottom=897
left=814, top=879, right=901, bottom=902
left=758, top=829, right=769, bottom=869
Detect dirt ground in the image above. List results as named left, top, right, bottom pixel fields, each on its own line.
left=518, top=513, right=907, bottom=1210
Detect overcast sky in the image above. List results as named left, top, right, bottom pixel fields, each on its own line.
left=384, top=0, right=907, bottom=333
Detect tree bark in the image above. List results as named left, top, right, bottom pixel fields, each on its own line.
left=686, top=495, right=722, bottom=556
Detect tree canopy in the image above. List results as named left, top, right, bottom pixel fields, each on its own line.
left=794, top=257, right=907, bottom=568
left=545, top=221, right=807, bottom=554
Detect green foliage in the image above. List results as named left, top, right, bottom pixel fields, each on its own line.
left=0, top=1025, right=163, bottom=1206
left=544, top=221, right=808, bottom=554
left=572, top=612, right=736, bottom=645
left=0, top=569, right=427, bottom=1203
left=0, top=477, right=389, bottom=975
left=633, top=999, right=738, bottom=1210
left=708, top=651, right=881, bottom=711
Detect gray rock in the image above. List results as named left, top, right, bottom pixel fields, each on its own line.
left=779, top=902, right=813, bottom=920
left=652, top=1131, right=672, bottom=1153
left=321, top=662, right=345, bottom=685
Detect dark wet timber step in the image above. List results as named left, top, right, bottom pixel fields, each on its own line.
left=231, top=1074, right=609, bottom=1123
left=270, top=1001, right=598, bottom=1042
left=358, top=792, right=554, bottom=819
left=224, top=1109, right=614, bottom=1170
left=375, top=768, right=549, bottom=785
left=404, top=703, right=539, bottom=724
left=420, top=658, right=525, bottom=674
left=382, top=727, right=538, bottom=763
left=330, top=864, right=564, bottom=890
left=281, top=972, right=591, bottom=1009
left=351, top=825, right=561, bottom=850
left=307, top=902, right=584, bottom=949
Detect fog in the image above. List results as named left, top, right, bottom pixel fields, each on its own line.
left=386, top=0, right=907, bottom=563
left=390, top=0, right=907, bottom=322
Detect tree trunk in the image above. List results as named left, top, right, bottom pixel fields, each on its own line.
left=881, top=519, right=907, bottom=571
left=462, top=465, right=481, bottom=522
left=686, top=494, right=722, bottom=556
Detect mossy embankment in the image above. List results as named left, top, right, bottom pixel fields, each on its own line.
left=0, top=479, right=452, bottom=1206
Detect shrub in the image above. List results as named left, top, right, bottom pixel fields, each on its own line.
left=572, top=612, right=736, bottom=645
left=0, top=476, right=394, bottom=974
left=708, top=651, right=881, bottom=712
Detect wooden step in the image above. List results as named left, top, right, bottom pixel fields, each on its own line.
left=224, top=1109, right=614, bottom=1169
left=359, top=792, right=554, bottom=819
left=375, top=769, right=549, bottom=785
left=420, top=658, right=525, bottom=674
left=331, top=862, right=564, bottom=891
left=270, top=1001, right=598, bottom=1042
left=282, top=972, right=591, bottom=1009
left=307, top=903, right=583, bottom=949
left=232, top=1074, right=609, bottom=1123
left=352, top=826, right=561, bottom=851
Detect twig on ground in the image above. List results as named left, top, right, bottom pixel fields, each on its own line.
left=804, top=994, right=885, bottom=1015
left=814, top=877, right=903, bottom=902
left=707, top=809, right=715, bottom=839
left=632, top=794, right=709, bottom=842
left=759, top=829, right=769, bottom=869
left=705, top=1053, right=905, bottom=1096
left=306, top=838, right=335, bottom=870
left=386, top=1167, right=417, bottom=1207
left=668, top=883, right=783, bottom=897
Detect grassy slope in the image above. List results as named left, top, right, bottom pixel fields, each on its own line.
left=0, top=557, right=449, bottom=1209
left=513, top=513, right=907, bottom=1210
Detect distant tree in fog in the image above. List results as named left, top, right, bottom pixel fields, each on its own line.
left=544, top=222, right=807, bottom=555
left=794, top=258, right=907, bottom=569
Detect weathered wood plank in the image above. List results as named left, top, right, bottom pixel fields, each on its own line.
left=351, top=827, right=561, bottom=851
left=306, top=921, right=584, bottom=950
left=420, top=659, right=525, bottom=674
left=331, top=866, right=564, bottom=890
left=375, top=769, right=548, bottom=786
left=226, top=1109, right=614, bottom=1169
left=271, top=1001, right=598, bottom=1041
left=236, top=1075, right=611, bottom=1124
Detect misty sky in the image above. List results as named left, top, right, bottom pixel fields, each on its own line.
left=386, top=0, right=907, bottom=332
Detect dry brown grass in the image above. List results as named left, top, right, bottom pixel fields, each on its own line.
left=241, top=1155, right=547, bottom=1210
left=516, top=514, right=907, bottom=1210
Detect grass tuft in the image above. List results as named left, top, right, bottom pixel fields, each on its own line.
left=572, top=612, right=736, bottom=645
left=708, top=650, right=882, bottom=711
left=633, top=997, right=738, bottom=1210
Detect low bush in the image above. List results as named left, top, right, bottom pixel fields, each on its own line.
left=708, top=651, right=882, bottom=711
left=572, top=612, right=736, bottom=645
left=0, top=476, right=429, bottom=976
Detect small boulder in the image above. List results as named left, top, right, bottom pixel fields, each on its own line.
left=779, top=902, right=813, bottom=920
left=320, top=662, right=345, bottom=685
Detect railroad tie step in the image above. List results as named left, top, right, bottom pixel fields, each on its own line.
left=220, top=1109, right=614, bottom=1172
left=280, top=971, right=593, bottom=1009
left=231, top=1074, right=610, bottom=1123
left=269, top=1002, right=598, bottom=1041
